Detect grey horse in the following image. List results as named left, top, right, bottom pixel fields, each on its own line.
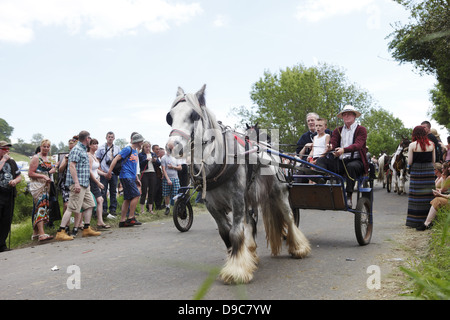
left=166, top=85, right=310, bottom=284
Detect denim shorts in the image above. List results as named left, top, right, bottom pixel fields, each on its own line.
left=121, top=178, right=141, bottom=200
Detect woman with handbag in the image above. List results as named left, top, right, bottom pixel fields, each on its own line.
left=28, top=140, right=56, bottom=242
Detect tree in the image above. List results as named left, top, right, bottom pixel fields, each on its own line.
left=361, top=108, right=412, bottom=156
left=387, top=0, right=450, bottom=130
left=429, top=83, right=450, bottom=129
left=12, top=138, right=36, bottom=156
left=0, top=118, right=14, bottom=142
left=115, top=138, right=127, bottom=150
left=31, top=133, right=44, bottom=147
left=232, top=63, right=375, bottom=152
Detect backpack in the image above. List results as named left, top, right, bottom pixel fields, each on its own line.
left=112, top=147, right=133, bottom=176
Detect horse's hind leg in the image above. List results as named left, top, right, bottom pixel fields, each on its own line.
left=261, top=189, right=310, bottom=259
left=279, top=199, right=310, bottom=259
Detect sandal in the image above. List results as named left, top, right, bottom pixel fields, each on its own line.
left=38, top=234, right=54, bottom=241
left=97, top=224, right=111, bottom=229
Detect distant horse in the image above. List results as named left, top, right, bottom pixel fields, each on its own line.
left=377, top=152, right=391, bottom=191
left=166, top=85, right=310, bottom=284
left=390, top=138, right=410, bottom=195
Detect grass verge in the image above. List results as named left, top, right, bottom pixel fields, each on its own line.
left=7, top=195, right=206, bottom=250
left=400, top=208, right=450, bottom=299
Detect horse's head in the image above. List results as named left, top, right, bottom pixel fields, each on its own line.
left=400, top=137, right=411, bottom=149
left=166, top=85, right=206, bottom=158
left=245, top=122, right=271, bottom=145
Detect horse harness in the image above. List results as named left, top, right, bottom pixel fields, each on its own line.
left=168, top=97, right=267, bottom=197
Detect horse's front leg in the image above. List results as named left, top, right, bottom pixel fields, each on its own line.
left=219, top=197, right=258, bottom=285
left=399, top=170, right=406, bottom=194
left=393, top=171, right=398, bottom=193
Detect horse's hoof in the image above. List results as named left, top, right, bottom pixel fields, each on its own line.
left=289, top=245, right=311, bottom=259
left=220, top=269, right=253, bottom=285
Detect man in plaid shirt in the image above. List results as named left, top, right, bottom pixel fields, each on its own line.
left=56, top=130, right=101, bottom=241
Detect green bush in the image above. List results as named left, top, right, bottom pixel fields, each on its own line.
left=12, top=192, right=33, bottom=223
left=11, top=179, right=33, bottom=223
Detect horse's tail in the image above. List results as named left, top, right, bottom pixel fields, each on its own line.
left=260, top=182, right=310, bottom=258
left=377, top=156, right=385, bottom=182
left=261, top=199, right=286, bottom=256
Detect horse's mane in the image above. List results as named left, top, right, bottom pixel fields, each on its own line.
left=171, top=90, right=224, bottom=155
left=185, top=92, right=222, bottom=133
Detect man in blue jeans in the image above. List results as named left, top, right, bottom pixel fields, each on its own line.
left=107, top=133, right=144, bottom=227
left=96, top=132, right=121, bottom=217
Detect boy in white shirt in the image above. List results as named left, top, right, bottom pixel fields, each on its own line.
left=299, top=118, right=331, bottom=164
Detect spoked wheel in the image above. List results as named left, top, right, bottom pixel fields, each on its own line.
left=386, top=173, right=392, bottom=193
left=173, top=199, right=194, bottom=232
left=354, top=197, right=373, bottom=246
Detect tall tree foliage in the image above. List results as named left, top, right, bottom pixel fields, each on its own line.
left=361, top=108, right=412, bottom=156
left=0, top=118, right=14, bottom=142
left=232, top=63, right=374, bottom=151
left=232, top=62, right=411, bottom=156
left=387, top=0, right=450, bottom=130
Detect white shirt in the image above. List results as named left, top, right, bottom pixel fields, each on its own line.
left=340, top=122, right=359, bottom=159
left=312, top=134, right=329, bottom=158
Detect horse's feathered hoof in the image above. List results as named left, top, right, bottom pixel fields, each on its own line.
left=220, top=248, right=258, bottom=285
left=220, top=269, right=253, bottom=285
left=286, top=227, right=311, bottom=259
left=289, top=244, right=311, bottom=259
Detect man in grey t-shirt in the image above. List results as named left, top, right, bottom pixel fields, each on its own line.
left=160, top=150, right=181, bottom=215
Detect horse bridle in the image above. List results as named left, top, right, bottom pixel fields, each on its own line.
left=166, top=97, right=238, bottom=195
left=167, top=97, right=203, bottom=141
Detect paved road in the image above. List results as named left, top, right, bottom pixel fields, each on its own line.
left=0, top=180, right=410, bottom=300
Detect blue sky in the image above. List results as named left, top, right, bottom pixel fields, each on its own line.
left=0, top=0, right=445, bottom=149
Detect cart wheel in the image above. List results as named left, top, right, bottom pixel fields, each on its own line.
left=386, top=173, right=392, bottom=193
left=173, top=199, right=194, bottom=232
left=292, top=208, right=300, bottom=227
left=354, top=197, right=373, bottom=246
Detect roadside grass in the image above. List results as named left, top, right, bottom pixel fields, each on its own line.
left=400, top=207, right=450, bottom=300
left=7, top=190, right=205, bottom=249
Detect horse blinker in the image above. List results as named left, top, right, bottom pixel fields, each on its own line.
left=166, top=112, right=173, bottom=126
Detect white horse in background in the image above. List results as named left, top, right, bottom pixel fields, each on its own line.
left=377, top=152, right=390, bottom=189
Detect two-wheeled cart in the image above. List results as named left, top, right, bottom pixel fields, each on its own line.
left=172, top=150, right=374, bottom=246
left=270, top=150, right=374, bottom=246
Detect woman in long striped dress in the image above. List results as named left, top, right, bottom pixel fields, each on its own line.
left=406, top=126, right=436, bottom=228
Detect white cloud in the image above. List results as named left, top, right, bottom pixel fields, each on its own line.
left=295, top=0, right=375, bottom=23
left=0, top=0, right=203, bottom=43
left=213, top=14, right=229, bottom=28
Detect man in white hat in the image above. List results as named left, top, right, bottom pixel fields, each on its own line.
left=315, top=105, right=368, bottom=208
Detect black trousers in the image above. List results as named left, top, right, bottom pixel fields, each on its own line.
left=315, top=157, right=364, bottom=194
left=140, top=172, right=157, bottom=206
left=0, top=193, right=14, bottom=250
